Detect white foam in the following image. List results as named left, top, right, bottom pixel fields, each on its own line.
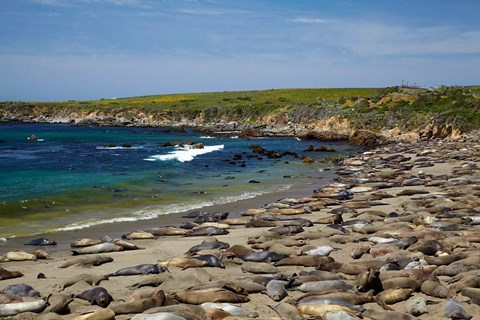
left=56, top=184, right=292, bottom=232
left=96, top=146, right=143, bottom=150
left=144, top=144, right=224, bottom=163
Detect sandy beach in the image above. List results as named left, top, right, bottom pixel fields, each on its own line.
left=1, top=135, right=479, bottom=320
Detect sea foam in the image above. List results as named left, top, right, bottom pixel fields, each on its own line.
left=144, top=144, right=224, bottom=163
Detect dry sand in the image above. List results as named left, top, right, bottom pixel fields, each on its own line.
left=1, top=136, right=479, bottom=320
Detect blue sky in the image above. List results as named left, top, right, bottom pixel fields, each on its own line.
left=1, top=0, right=479, bottom=101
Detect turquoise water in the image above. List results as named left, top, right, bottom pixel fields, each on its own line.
left=0, top=123, right=358, bottom=237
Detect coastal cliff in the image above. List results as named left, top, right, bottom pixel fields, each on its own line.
left=1, top=86, right=479, bottom=144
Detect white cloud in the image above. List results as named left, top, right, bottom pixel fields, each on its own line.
left=292, top=17, right=328, bottom=24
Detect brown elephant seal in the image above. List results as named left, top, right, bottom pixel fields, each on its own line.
left=376, top=288, right=412, bottom=310
left=110, top=290, right=165, bottom=315
left=274, top=255, right=333, bottom=267
left=0, top=293, right=23, bottom=304
left=319, top=261, right=369, bottom=275
left=382, top=277, right=422, bottom=291
left=449, top=275, right=480, bottom=293
left=31, top=249, right=52, bottom=260
left=433, top=264, right=478, bottom=277
left=296, top=302, right=361, bottom=318
left=60, top=273, right=110, bottom=290
left=128, top=273, right=172, bottom=289
left=296, top=280, right=357, bottom=293
left=404, top=296, right=428, bottom=316
left=113, top=239, right=144, bottom=250
left=3, top=250, right=37, bottom=261
left=71, top=238, right=103, bottom=248
left=225, top=244, right=255, bottom=257
left=461, top=287, right=480, bottom=305
left=71, top=308, right=115, bottom=320
left=158, top=257, right=208, bottom=269
left=173, top=288, right=249, bottom=304
left=59, top=255, right=113, bottom=268
left=269, top=302, right=304, bottom=320
left=75, top=287, right=113, bottom=308
left=350, top=244, right=372, bottom=259
left=241, top=262, right=280, bottom=274
left=294, top=290, right=374, bottom=305
left=420, top=280, right=452, bottom=298
left=44, top=293, right=74, bottom=314
left=122, top=230, right=157, bottom=240
left=149, top=226, right=190, bottom=236
left=143, top=304, right=208, bottom=320
left=363, top=309, right=415, bottom=320
left=0, top=267, right=23, bottom=280
left=201, top=302, right=258, bottom=318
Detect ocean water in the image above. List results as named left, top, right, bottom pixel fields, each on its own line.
left=0, top=123, right=358, bottom=237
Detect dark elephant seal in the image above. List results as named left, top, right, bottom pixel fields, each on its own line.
left=444, top=299, right=472, bottom=320
left=266, top=280, right=287, bottom=301
left=0, top=267, right=23, bottom=280
left=186, top=240, right=230, bottom=255
left=238, top=251, right=288, bottom=263
left=128, top=273, right=172, bottom=289
left=192, top=254, right=225, bottom=268
left=75, top=287, right=113, bottom=308
left=1, top=284, right=40, bottom=297
left=274, top=255, right=333, bottom=267
left=187, top=226, right=229, bottom=237
left=109, top=264, right=168, bottom=276
left=24, top=237, right=57, bottom=246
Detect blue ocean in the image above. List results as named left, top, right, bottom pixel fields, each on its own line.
left=0, top=123, right=358, bottom=237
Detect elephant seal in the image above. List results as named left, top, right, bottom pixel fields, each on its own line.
left=267, top=226, right=304, bottom=235
left=158, top=257, right=208, bottom=269
left=75, top=287, right=113, bottom=308
left=449, top=275, right=480, bottom=293
left=444, top=299, right=472, bottom=320
left=71, top=243, right=123, bottom=255
left=376, top=288, right=412, bottom=310
left=24, top=237, right=57, bottom=246
left=295, top=290, right=374, bottom=305
left=303, top=245, right=337, bottom=256
left=0, top=293, right=23, bottom=304
left=266, top=280, right=288, bottom=301
left=173, top=288, right=249, bottom=304
left=44, top=293, right=74, bottom=314
left=225, top=245, right=255, bottom=257
left=122, top=230, right=157, bottom=240
left=192, top=254, right=225, bottom=268
left=71, top=238, right=102, bottom=248
left=382, top=277, right=421, bottom=291
left=110, top=290, right=165, bottom=315
left=268, top=302, right=305, bottom=320
left=60, top=273, right=110, bottom=290
left=420, top=280, right=452, bottom=298
left=274, top=255, right=333, bottom=267
left=238, top=251, right=288, bottom=263
left=0, top=267, right=23, bottom=280
left=2, top=284, right=40, bottom=297
left=109, top=264, right=168, bottom=276
left=185, top=240, right=229, bottom=255
left=113, top=239, right=143, bottom=250
left=3, top=251, right=37, bottom=261
left=201, top=302, right=258, bottom=318
left=71, top=308, right=115, bottom=320
left=404, top=296, right=428, bottom=316
left=0, top=299, right=47, bottom=316
left=296, top=280, right=357, bottom=293
left=131, top=312, right=187, bottom=320
left=128, top=273, right=172, bottom=289
left=362, top=309, right=415, bottom=320
left=241, top=262, right=280, bottom=274
left=461, top=287, right=480, bottom=305
left=59, top=255, right=113, bottom=268
left=187, top=226, right=229, bottom=237
left=32, top=249, right=52, bottom=260
left=149, top=226, right=190, bottom=236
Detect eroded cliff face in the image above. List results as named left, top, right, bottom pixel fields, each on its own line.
left=0, top=104, right=468, bottom=145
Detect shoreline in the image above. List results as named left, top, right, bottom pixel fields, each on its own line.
left=0, top=135, right=478, bottom=319
left=0, top=168, right=337, bottom=255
